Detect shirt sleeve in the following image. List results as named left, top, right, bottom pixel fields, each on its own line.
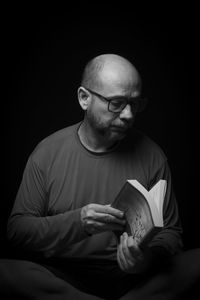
left=147, top=161, right=183, bottom=255
left=7, top=155, right=88, bottom=258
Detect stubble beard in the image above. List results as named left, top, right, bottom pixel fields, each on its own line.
left=86, top=110, right=131, bottom=143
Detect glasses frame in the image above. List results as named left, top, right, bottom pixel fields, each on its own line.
left=83, top=87, right=147, bottom=113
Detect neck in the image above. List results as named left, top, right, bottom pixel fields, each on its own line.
left=78, top=120, right=118, bottom=153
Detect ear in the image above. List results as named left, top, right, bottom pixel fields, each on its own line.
left=77, top=87, right=91, bottom=111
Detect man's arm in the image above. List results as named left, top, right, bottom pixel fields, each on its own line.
left=7, top=156, right=125, bottom=257
left=147, top=161, right=183, bottom=254
left=117, top=161, right=183, bottom=273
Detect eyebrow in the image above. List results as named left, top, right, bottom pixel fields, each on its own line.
left=106, top=94, right=141, bottom=100
left=86, top=87, right=141, bottom=101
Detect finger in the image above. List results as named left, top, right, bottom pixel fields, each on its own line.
left=85, top=220, right=125, bottom=234
left=104, top=206, right=125, bottom=218
left=121, top=233, right=135, bottom=265
left=117, top=247, right=127, bottom=271
left=127, top=235, right=136, bottom=248
left=90, top=212, right=126, bottom=225
left=93, top=204, right=124, bottom=219
left=122, top=234, right=135, bottom=266
left=117, top=244, right=125, bottom=271
left=128, top=236, right=143, bottom=259
left=122, top=232, right=131, bottom=251
left=118, top=235, right=129, bottom=270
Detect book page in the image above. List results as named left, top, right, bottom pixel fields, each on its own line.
left=149, top=180, right=167, bottom=224
left=112, top=182, right=154, bottom=243
left=127, top=180, right=162, bottom=227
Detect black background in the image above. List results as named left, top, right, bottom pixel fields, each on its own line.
left=2, top=5, right=199, bottom=256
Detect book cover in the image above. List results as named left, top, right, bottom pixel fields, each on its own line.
left=112, top=179, right=167, bottom=249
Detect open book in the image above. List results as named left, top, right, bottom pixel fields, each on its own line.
left=112, top=179, right=167, bottom=249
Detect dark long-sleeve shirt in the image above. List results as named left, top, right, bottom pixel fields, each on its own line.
left=7, top=122, right=183, bottom=260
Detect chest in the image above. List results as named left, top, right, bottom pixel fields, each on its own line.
left=46, top=151, right=147, bottom=215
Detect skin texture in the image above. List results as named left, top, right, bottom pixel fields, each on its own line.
left=78, top=54, right=144, bottom=273
left=117, top=232, right=144, bottom=273
left=78, top=54, right=141, bottom=152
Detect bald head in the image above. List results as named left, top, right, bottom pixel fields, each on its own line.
left=81, top=54, right=141, bottom=94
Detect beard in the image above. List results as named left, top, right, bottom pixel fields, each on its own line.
left=86, top=109, right=134, bottom=142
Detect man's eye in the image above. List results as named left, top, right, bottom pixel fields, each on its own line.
left=110, top=100, right=124, bottom=108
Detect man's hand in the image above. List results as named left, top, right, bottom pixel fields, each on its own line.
left=117, top=232, right=144, bottom=273
left=81, top=204, right=125, bottom=235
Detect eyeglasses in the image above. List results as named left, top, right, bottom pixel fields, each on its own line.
left=84, top=87, right=147, bottom=113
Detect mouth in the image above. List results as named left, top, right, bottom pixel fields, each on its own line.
left=110, top=126, right=129, bottom=132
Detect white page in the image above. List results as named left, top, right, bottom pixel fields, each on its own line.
left=149, top=180, right=167, bottom=225
left=127, top=179, right=162, bottom=226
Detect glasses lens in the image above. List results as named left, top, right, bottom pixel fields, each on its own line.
left=109, top=99, right=126, bottom=112
left=109, top=98, right=143, bottom=113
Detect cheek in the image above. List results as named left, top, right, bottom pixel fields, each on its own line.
left=102, top=115, right=118, bottom=128
left=88, top=99, right=119, bottom=127
left=90, top=105, right=116, bottom=125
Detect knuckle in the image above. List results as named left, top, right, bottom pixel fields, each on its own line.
left=87, top=203, right=94, bottom=210
left=127, top=240, right=134, bottom=248
left=86, top=210, right=94, bottom=218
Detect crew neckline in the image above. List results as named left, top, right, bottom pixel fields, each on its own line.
left=75, top=122, right=120, bottom=157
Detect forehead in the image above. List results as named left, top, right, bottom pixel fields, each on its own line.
left=97, top=62, right=141, bottom=96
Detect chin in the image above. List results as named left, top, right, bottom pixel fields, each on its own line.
left=109, top=131, right=127, bottom=142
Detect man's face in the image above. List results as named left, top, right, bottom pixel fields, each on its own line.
left=83, top=56, right=142, bottom=144
left=86, top=87, right=139, bottom=143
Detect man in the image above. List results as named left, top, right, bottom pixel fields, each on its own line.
left=0, top=54, right=199, bottom=299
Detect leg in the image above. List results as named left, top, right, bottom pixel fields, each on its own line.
left=0, top=259, right=104, bottom=300
left=119, top=249, right=200, bottom=300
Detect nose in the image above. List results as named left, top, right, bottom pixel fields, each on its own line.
left=119, top=104, right=134, bottom=121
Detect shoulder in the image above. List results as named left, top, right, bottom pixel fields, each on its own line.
left=38, top=122, right=79, bottom=147
left=30, top=122, right=81, bottom=163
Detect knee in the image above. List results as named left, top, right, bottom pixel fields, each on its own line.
left=174, top=249, right=200, bottom=274
left=0, top=259, right=17, bottom=296
left=0, top=259, right=16, bottom=283
left=0, top=259, right=73, bottom=298
left=170, top=249, right=200, bottom=292
left=0, top=259, right=46, bottom=296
